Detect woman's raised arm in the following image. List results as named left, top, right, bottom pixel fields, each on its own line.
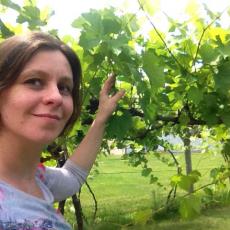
left=69, top=74, right=125, bottom=171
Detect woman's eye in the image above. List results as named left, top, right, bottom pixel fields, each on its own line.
left=58, top=84, right=72, bottom=95
left=24, top=78, right=42, bottom=88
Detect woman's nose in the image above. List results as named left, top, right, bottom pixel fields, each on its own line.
left=43, top=85, right=63, bottom=106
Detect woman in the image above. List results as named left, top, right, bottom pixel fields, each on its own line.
left=0, top=31, right=124, bottom=229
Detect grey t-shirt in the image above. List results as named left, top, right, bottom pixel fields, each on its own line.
left=0, top=159, right=88, bottom=229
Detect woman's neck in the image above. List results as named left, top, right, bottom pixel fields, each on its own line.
left=0, top=133, right=46, bottom=198
left=0, top=132, right=44, bottom=181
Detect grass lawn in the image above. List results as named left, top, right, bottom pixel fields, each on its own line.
left=64, top=152, right=230, bottom=229
left=127, top=206, right=230, bottom=230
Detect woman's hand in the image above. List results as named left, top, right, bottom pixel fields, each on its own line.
left=95, top=73, right=125, bottom=124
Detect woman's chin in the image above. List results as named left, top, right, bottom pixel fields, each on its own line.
left=28, top=134, right=59, bottom=146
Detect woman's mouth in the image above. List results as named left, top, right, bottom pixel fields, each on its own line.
left=33, top=114, right=61, bottom=120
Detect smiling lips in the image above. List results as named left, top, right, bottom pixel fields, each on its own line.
left=33, top=114, right=61, bottom=120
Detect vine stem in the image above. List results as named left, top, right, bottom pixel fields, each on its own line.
left=137, top=0, right=186, bottom=72
left=192, top=7, right=229, bottom=71
left=183, top=182, right=215, bottom=197
left=162, top=146, right=181, bottom=204
left=85, top=181, right=98, bottom=221
left=154, top=181, right=217, bottom=216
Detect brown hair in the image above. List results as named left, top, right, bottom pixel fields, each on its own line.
left=0, top=31, right=82, bottom=136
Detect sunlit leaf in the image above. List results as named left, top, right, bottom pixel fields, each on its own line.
left=0, top=18, right=14, bottom=38
left=133, top=209, right=152, bottom=225
left=179, top=195, right=201, bottom=219
left=185, top=0, right=200, bottom=20
left=40, top=6, right=54, bottom=21
left=178, top=175, right=193, bottom=192
left=139, top=0, right=160, bottom=16
left=204, top=27, right=229, bottom=43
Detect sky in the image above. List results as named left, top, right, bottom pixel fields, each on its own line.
left=38, top=0, right=230, bottom=35
left=3, top=0, right=230, bottom=35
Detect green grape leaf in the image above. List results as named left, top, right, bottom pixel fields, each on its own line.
left=179, top=195, right=201, bottom=220
left=82, top=10, right=103, bottom=34
left=133, top=209, right=152, bottom=225
left=178, top=175, right=193, bottom=192
left=0, top=19, right=14, bottom=38
left=102, top=18, right=121, bottom=35
left=170, top=175, right=181, bottom=186
left=106, top=111, right=132, bottom=139
left=214, top=60, right=230, bottom=91
left=141, top=167, right=152, bottom=177
left=220, top=111, right=230, bottom=127
left=150, top=175, right=158, bottom=184
left=0, top=0, right=21, bottom=11
left=199, top=43, right=219, bottom=63
left=187, top=86, right=203, bottom=104
left=107, top=34, right=129, bottom=49
left=139, top=0, right=160, bottom=15
left=72, top=16, right=88, bottom=29
left=79, top=31, right=101, bottom=50
left=142, top=49, right=165, bottom=89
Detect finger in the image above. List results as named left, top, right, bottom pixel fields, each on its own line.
left=111, top=90, right=125, bottom=103
left=101, top=74, right=116, bottom=95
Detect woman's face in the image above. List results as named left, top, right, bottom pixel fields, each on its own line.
left=0, top=50, right=74, bottom=145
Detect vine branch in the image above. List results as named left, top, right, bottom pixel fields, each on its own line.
left=137, top=0, right=187, bottom=72
left=192, top=8, right=228, bottom=71
left=85, top=181, right=98, bottom=221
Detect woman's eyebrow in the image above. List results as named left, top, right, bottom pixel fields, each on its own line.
left=60, top=76, right=74, bottom=86
left=19, top=69, right=73, bottom=83
left=19, top=69, right=48, bottom=78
